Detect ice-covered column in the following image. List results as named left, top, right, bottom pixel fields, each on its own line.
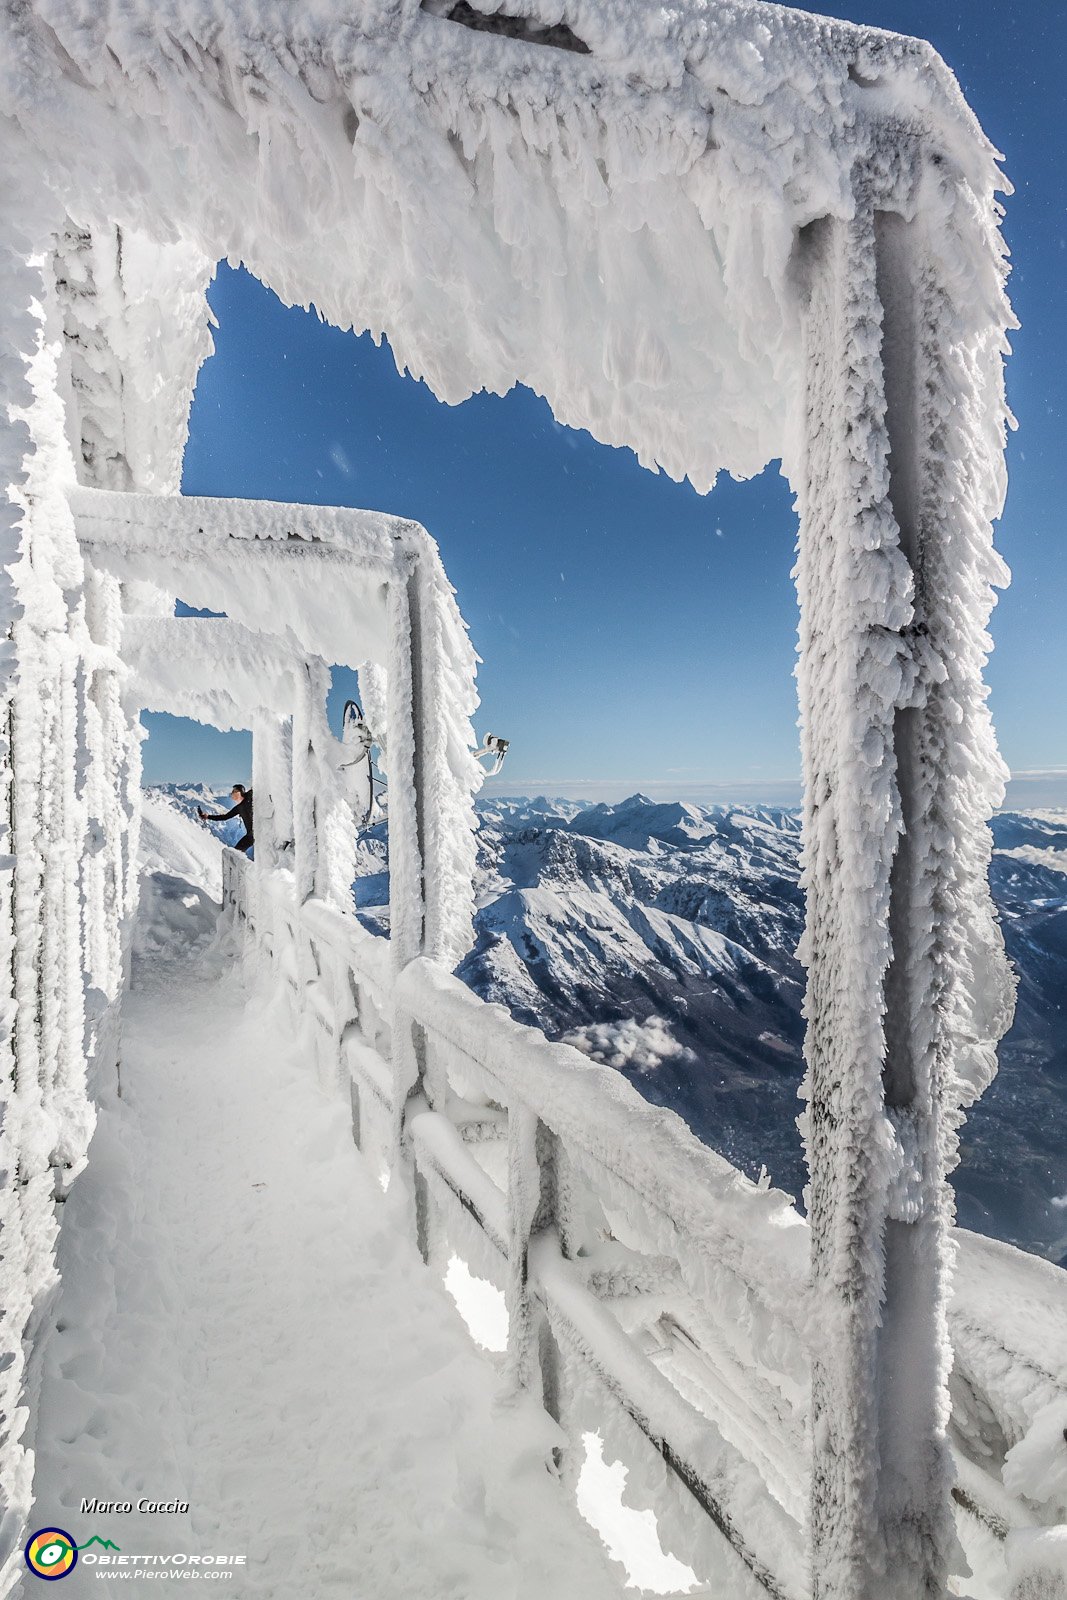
left=251, top=713, right=283, bottom=871
left=385, top=547, right=471, bottom=1214
left=386, top=560, right=430, bottom=975
left=0, top=183, right=103, bottom=1575
left=793, top=156, right=1012, bottom=1600
left=385, top=547, right=473, bottom=973
left=79, top=565, right=145, bottom=1017
left=291, top=663, right=325, bottom=904
left=385, top=560, right=430, bottom=1174
left=54, top=222, right=213, bottom=957
left=290, top=666, right=359, bottom=911
left=271, top=716, right=295, bottom=861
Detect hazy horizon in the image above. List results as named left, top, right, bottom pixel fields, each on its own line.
left=143, top=761, right=1067, bottom=813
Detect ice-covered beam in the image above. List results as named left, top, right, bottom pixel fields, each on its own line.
left=121, top=617, right=303, bottom=731
left=0, top=0, right=1008, bottom=492
left=73, top=488, right=406, bottom=668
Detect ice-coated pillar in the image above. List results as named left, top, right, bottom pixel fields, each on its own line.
left=792, top=164, right=1011, bottom=1600
left=385, top=549, right=459, bottom=1220
left=252, top=712, right=294, bottom=871
left=386, top=561, right=428, bottom=973
left=291, top=663, right=322, bottom=904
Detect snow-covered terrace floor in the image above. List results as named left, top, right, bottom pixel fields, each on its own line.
left=21, top=899, right=632, bottom=1600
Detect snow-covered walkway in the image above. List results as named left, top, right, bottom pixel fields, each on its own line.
left=20, top=913, right=627, bottom=1598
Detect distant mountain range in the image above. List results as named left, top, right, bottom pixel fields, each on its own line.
left=146, top=784, right=1067, bottom=1262
left=464, top=795, right=1067, bottom=1263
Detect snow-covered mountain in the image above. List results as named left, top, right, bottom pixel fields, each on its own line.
left=145, top=785, right=1067, bottom=1261
left=464, top=796, right=808, bottom=1185
left=468, top=795, right=1067, bottom=1263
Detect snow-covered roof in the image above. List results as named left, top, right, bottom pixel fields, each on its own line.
left=2, top=0, right=1009, bottom=491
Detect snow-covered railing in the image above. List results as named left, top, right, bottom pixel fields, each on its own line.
left=223, top=853, right=1067, bottom=1599
left=228, top=854, right=809, bottom=1594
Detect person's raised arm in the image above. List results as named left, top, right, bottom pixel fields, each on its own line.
left=197, top=803, right=241, bottom=822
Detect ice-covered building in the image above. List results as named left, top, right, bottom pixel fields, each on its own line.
left=1, top=1, right=1064, bottom=1597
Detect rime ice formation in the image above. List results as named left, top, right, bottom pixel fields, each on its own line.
left=0, top=0, right=1012, bottom=493
left=0, top=2, right=1046, bottom=1599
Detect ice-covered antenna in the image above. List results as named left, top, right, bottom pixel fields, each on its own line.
left=473, top=733, right=509, bottom=777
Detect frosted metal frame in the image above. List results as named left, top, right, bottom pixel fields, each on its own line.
left=73, top=486, right=458, bottom=973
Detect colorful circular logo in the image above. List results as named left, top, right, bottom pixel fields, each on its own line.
left=25, top=1529, right=78, bottom=1580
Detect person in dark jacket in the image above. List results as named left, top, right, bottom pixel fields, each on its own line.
left=198, top=784, right=254, bottom=855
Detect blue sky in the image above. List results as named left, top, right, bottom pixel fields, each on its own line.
left=145, top=0, right=1065, bottom=806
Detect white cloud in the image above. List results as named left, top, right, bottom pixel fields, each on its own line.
left=563, top=1014, right=694, bottom=1073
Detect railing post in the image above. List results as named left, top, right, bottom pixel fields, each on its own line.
left=793, top=162, right=1009, bottom=1598
left=504, top=1103, right=566, bottom=1458
left=505, top=1103, right=544, bottom=1394
left=410, top=1020, right=450, bottom=1271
